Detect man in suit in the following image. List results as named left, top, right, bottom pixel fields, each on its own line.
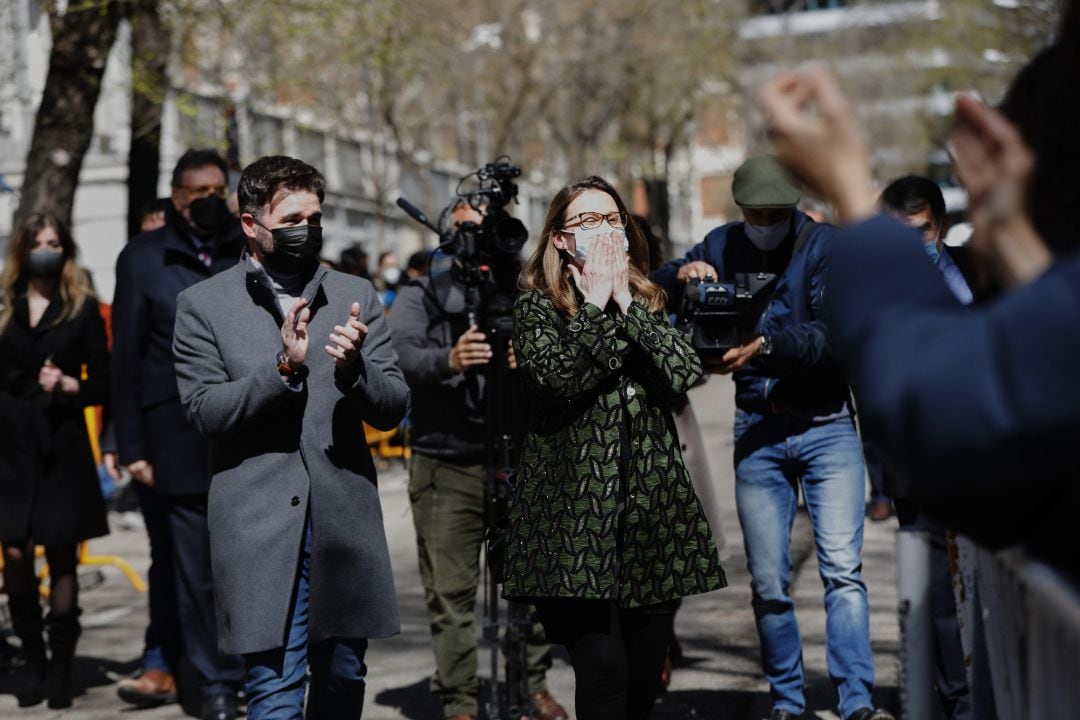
left=111, top=149, right=244, bottom=718
left=173, top=155, right=409, bottom=719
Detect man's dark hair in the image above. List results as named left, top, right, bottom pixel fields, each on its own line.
left=140, top=197, right=171, bottom=220
left=237, top=155, right=325, bottom=219
left=880, top=176, right=946, bottom=229
left=339, top=244, right=371, bottom=279
left=406, top=250, right=429, bottom=275
left=171, top=149, right=230, bottom=188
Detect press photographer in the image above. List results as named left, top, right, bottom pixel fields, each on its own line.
left=652, top=155, right=891, bottom=720
left=391, top=161, right=567, bottom=720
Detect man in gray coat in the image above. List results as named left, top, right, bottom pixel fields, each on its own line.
left=173, top=155, right=409, bottom=719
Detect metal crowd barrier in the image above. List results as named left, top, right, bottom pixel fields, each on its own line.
left=899, top=534, right=1080, bottom=719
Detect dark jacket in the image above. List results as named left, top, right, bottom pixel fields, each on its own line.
left=173, top=258, right=409, bottom=654
left=0, top=293, right=109, bottom=545
left=502, top=290, right=726, bottom=607
left=111, top=205, right=242, bottom=495
left=826, top=214, right=1080, bottom=569
left=389, top=273, right=485, bottom=464
left=651, top=210, right=850, bottom=417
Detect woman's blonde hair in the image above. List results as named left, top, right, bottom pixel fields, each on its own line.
left=0, top=213, right=94, bottom=333
left=520, top=176, right=665, bottom=317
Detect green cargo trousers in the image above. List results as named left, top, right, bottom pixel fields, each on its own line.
left=408, top=453, right=552, bottom=718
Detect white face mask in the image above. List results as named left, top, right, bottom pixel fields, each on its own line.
left=744, top=220, right=790, bottom=251
left=380, top=266, right=401, bottom=285
left=571, top=225, right=629, bottom=263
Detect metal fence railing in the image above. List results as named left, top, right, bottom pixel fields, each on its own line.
left=899, top=534, right=1080, bottom=719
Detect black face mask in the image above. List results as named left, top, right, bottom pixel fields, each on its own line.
left=189, top=195, right=230, bottom=237
left=26, top=249, right=65, bottom=278
left=261, top=223, right=323, bottom=271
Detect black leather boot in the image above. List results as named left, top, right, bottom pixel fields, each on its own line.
left=45, top=610, right=81, bottom=709
left=8, top=593, right=47, bottom=707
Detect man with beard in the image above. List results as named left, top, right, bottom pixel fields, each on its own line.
left=173, top=155, right=407, bottom=718
left=111, top=149, right=244, bottom=719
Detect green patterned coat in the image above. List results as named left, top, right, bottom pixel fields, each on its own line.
left=502, top=289, right=727, bottom=607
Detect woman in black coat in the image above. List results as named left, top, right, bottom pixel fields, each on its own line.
left=0, top=212, right=109, bottom=710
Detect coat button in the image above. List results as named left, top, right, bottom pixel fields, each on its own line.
left=291, top=496, right=300, bottom=506
left=626, top=386, right=636, bottom=398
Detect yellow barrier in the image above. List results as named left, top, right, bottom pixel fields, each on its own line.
left=364, top=423, right=410, bottom=462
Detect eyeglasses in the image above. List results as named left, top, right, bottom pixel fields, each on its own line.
left=181, top=184, right=228, bottom=198
left=562, top=211, right=627, bottom=231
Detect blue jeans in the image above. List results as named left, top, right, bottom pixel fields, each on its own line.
left=244, top=521, right=369, bottom=720
left=733, top=410, right=873, bottom=719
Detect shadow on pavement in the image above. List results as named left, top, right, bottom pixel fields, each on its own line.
left=653, top=687, right=772, bottom=718
left=374, top=676, right=443, bottom=720
left=652, top=680, right=899, bottom=719
left=0, top=653, right=140, bottom=704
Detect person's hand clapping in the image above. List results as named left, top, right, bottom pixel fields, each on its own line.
left=948, top=94, right=1051, bottom=287
left=280, top=298, right=310, bottom=372
left=757, top=64, right=876, bottom=223
left=325, top=302, right=368, bottom=367
left=449, top=325, right=492, bottom=373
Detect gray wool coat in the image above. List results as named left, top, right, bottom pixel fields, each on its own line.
left=172, top=258, right=409, bottom=655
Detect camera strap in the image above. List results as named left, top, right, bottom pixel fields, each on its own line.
left=791, top=218, right=817, bottom=259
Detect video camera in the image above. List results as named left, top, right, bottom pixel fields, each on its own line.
left=441, top=156, right=528, bottom=266
left=678, top=272, right=777, bottom=355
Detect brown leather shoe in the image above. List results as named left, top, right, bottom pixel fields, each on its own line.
left=531, top=690, right=569, bottom=720
left=446, top=715, right=476, bottom=720
left=117, top=668, right=178, bottom=707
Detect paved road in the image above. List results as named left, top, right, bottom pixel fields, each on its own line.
left=0, top=379, right=899, bottom=719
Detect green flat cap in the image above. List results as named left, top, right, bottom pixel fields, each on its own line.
left=732, top=155, right=801, bottom=209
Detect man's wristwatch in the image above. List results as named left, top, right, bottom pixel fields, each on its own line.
left=276, top=350, right=302, bottom=377
left=757, top=335, right=774, bottom=357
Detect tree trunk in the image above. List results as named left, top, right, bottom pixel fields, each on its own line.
left=127, top=0, right=168, bottom=239
left=14, top=1, right=123, bottom=229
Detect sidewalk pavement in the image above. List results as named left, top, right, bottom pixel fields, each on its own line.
left=0, top=378, right=899, bottom=719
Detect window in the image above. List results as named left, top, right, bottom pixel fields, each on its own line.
left=751, top=0, right=847, bottom=14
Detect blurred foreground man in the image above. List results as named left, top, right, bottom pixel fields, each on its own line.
left=652, top=156, right=892, bottom=720
left=112, top=149, right=244, bottom=717
left=173, top=155, right=409, bottom=719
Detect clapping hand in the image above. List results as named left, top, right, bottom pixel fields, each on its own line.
left=948, top=95, right=1051, bottom=287
left=281, top=298, right=310, bottom=371
left=757, top=64, right=876, bottom=223
left=325, top=302, right=368, bottom=367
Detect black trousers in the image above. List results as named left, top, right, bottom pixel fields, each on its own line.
left=535, top=599, right=674, bottom=720
left=165, top=494, right=244, bottom=696
left=134, top=482, right=182, bottom=670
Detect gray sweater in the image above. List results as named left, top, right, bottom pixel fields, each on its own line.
left=390, top=272, right=486, bottom=464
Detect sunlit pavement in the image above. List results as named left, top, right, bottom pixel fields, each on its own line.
left=0, top=379, right=899, bottom=719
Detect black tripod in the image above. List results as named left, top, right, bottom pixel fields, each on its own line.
left=456, top=261, right=533, bottom=720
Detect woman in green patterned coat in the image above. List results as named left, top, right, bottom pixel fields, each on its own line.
left=504, top=176, right=726, bottom=719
